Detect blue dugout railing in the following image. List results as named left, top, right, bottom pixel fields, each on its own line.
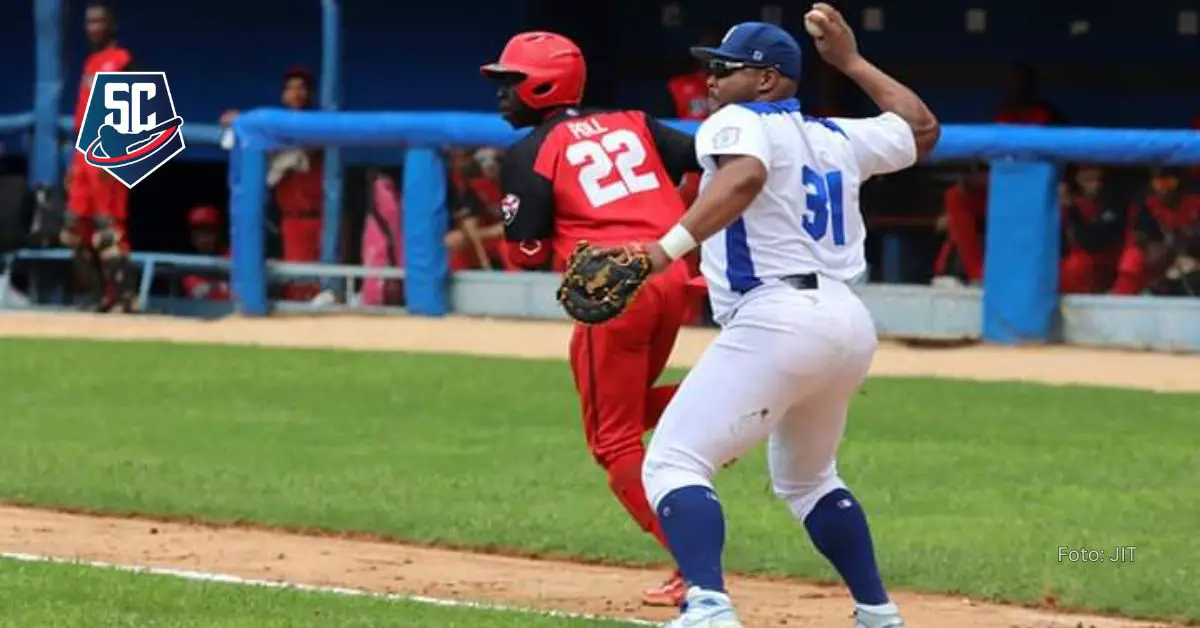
left=228, top=109, right=1199, bottom=344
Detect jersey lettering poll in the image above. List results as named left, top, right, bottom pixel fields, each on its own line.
left=499, top=108, right=697, bottom=271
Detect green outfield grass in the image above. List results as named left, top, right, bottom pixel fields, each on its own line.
left=0, top=559, right=619, bottom=628
left=0, top=338, right=1196, bottom=622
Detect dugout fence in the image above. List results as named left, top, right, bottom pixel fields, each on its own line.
left=228, top=110, right=1200, bottom=348
left=1, top=107, right=1198, bottom=350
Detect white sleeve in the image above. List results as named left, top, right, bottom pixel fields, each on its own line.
left=827, top=112, right=918, bottom=178
left=694, top=105, right=771, bottom=170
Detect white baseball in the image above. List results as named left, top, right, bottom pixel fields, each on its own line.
left=804, top=13, right=824, bottom=38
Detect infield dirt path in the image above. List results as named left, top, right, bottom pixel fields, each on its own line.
left=1, top=312, right=1196, bottom=628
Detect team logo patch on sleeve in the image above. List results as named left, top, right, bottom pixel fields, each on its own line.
left=500, top=193, right=521, bottom=225
left=712, top=126, right=740, bottom=150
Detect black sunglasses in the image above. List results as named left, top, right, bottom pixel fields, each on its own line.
left=705, top=58, right=772, bottom=79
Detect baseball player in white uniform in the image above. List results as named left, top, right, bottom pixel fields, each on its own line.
left=614, top=5, right=941, bottom=628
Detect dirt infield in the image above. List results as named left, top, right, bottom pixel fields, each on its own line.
left=1, top=311, right=1196, bottom=627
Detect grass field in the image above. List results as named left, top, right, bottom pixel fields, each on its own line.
left=0, top=559, right=620, bottom=628
left=1, top=337, right=1197, bottom=623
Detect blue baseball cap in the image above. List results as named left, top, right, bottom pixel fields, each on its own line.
left=690, top=22, right=802, bottom=82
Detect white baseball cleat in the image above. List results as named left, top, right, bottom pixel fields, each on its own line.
left=664, top=587, right=743, bottom=628
left=853, top=606, right=905, bottom=628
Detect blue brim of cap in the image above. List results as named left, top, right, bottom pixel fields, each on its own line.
left=689, top=46, right=751, bottom=63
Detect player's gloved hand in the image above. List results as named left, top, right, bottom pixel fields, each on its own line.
left=557, top=240, right=653, bottom=325
left=805, top=2, right=861, bottom=71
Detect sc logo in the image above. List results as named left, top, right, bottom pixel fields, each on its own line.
left=75, top=71, right=186, bottom=188
left=103, top=82, right=161, bottom=134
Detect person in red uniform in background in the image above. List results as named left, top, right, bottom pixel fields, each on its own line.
left=665, top=29, right=718, bottom=207
left=221, top=67, right=324, bottom=300
left=446, top=148, right=519, bottom=271
left=932, top=165, right=988, bottom=284
left=1189, top=113, right=1200, bottom=181
left=62, top=1, right=138, bottom=312
left=481, top=31, right=701, bottom=607
left=1110, top=169, right=1200, bottom=295
left=994, top=63, right=1067, bottom=126
left=180, top=205, right=232, bottom=301
left=1058, top=166, right=1127, bottom=293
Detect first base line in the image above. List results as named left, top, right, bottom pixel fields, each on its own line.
left=0, top=551, right=660, bottom=626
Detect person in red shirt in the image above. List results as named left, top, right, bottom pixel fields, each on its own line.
left=994, top=63, right=1067, bottom=126
left=446, top=148, right=518, bottom=271
left=1189, top=114, right=1200, bottom=181
left=1058, top=166, right=1127, bottom=293
left=481, top=31, right=701, bottom=607
left=180, top=205, right=231, bottom=302
left=932, top=165, right=988, bottom=284
left=1111, top=169, right=1200, bottom=295
left=221, top=67, right=324, bottom=300
left=666, top=30, right=719, bottom=123
left=665, top=29, right=718, bottom=210
left=62, top=1, right=138, bottom=312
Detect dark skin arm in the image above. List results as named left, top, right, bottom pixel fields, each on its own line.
left=644, top=155, right=767, bottom=271
left=806, top=2, right=940, bottom=159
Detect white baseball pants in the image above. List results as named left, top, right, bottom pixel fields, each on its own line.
left=643, top=276, right=878, bottom=521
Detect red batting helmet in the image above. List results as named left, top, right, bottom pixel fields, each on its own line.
left=188, top=205, right=220, bottom=227
left=480, top=31, right=586, bottom=110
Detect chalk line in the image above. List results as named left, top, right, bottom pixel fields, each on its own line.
left=0, top=551, right=661, bottom=626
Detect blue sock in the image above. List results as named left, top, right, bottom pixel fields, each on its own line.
left=803, top=488, right=889, bottom=605
left=656, top=485, right=726, bottom=593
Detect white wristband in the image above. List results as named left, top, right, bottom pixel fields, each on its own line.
left=658, top=224, right=699, bottom=261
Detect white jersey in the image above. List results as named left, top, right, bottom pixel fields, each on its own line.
left=693, top=98, right=917, bottom=324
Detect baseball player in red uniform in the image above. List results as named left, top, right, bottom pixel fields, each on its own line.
left=481, top=31, right=701, bottom=607
left=181, top=205, right=232, bottom=301
left=63, top=1, right=138, bottom=312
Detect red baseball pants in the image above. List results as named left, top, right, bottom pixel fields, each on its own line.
left=281, top=216, right=322, bottom=300
left=66, top=157, right=130, bottom=252
left=567, top=261, right=695, bottom=552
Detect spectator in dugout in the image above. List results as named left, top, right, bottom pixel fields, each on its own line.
left=220, top=67, right=325, bottom=299
left=664, top=28, right=719, bottom=123
left=1110, top=168, right=1200, bottom=296
left=62, top=0, right=139, bottom=312
left=1058, top=165, right=1127, bottom=293
left=933, top=164, right=1132, bottom=294
left=445, top=147, right=517, bottom=272
left=1189, top=113, right=1200, bottom=181
left=993, top=62, right=1067, bottom=125
left=932, top=163, right=989, bottom=286
left=180, top=205, right=231, bottom=302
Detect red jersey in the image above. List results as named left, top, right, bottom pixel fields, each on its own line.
left=74, top=45, right=135, bottom=133
left=182, top=249, right=232, bottom=301
left=941, top=183, right=988, bottom=281
left=994, top=101, right=1066, bottom=126
left=451, top=156, right=504, bottom=226
left=499, top=108, right=698, bottom=270
left=667, top=72, right=711, bottom=121
left=274, top=150, right=324, bottom=219
left=1144, top=193, right=1200, bottom=235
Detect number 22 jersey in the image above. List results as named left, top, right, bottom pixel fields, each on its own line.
left=499, top=107, right=699, bottom=271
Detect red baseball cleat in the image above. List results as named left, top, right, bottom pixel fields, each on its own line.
left=641, top=571, right=687, bottom=607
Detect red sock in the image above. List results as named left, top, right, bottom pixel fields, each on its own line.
left=607, top=453, right=672, bottom=554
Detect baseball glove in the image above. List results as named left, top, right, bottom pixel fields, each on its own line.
left=557, top=241, right=653, bottom=325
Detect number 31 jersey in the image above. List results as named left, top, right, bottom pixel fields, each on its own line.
left=693, top=98, right=918, bottom=323
left=499, top=107, right=699, bottom=271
